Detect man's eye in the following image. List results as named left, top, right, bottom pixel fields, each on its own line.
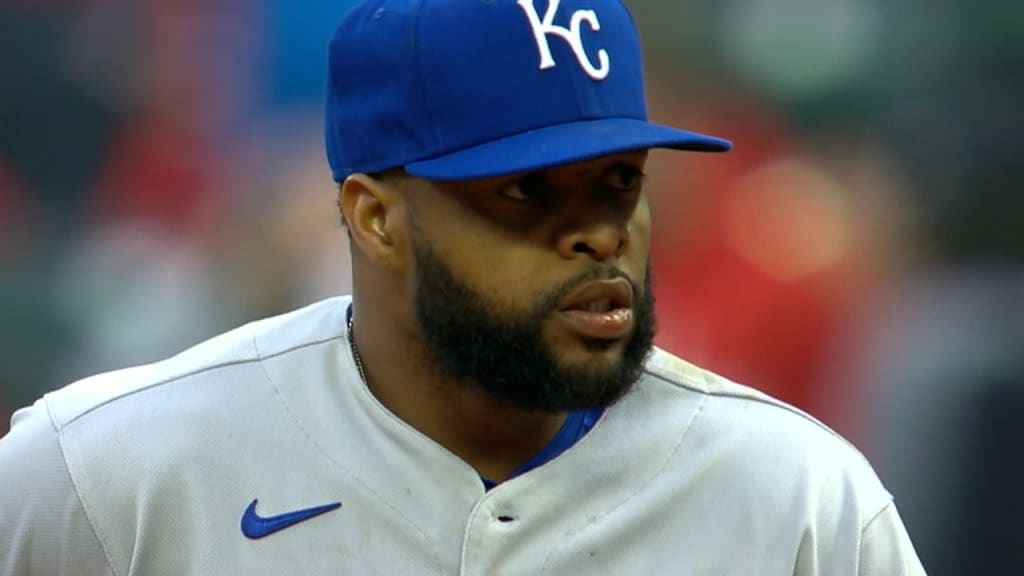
left=603, top=165, right=646, bottom=191
left=499, top=174, right=544, bottom=201
left=500, top=184, right=529, bottom=201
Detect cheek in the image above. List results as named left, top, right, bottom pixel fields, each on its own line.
left=461, top=244, right=545, bottom=305
left=629, top=195, right=653, bottom=254
left=419, top=226, right=542, bottom=309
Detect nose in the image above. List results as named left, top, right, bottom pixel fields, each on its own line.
left=555, top=206, right=629, bottom=262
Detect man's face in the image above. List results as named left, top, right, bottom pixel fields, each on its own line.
left=401, top=151, right=656, bottom=412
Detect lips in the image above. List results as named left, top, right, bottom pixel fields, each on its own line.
left=559, top=278, right=633, bottom=312
left=556, top=278, right=635, bottom=340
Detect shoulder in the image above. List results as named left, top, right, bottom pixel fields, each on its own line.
left=644, top=347, right=870, bottom=460
left=2, top=296, right=351, bottom=490
left=640, top=347, right=892, bottom=514
left=42, top=296, right=351, bottom=431
left=645, top=345, right=825, bottom=417
left=0, top=297, right=353, bottom=574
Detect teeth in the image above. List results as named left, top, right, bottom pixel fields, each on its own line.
left=584, top=299, right=612, bottom=313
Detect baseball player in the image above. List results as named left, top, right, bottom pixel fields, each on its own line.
left=0, top=1, right=926, bottom=574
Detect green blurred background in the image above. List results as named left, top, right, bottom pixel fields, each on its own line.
left=1, top=1, right=1022, bottom=572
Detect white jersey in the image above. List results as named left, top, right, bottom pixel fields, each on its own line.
left=1, top=296, right=925, bottom=575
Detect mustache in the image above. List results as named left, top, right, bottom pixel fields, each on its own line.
left=533, top=265, right=639, bottom=317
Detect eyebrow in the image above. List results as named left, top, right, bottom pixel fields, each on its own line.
left=593, top=160, right=646, bottom=179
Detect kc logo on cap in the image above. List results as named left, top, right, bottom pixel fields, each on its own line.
left=517, top=0, right=610, bottom=80
left=325, top=0, right=731, bottom=183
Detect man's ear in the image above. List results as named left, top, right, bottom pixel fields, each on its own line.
left=338, top=173, right=407, bottom=269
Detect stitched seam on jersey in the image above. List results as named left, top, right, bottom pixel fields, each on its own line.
left=704, top=381, right=876, bottom=470
left=539, top=387, right=709, bottom=573
left=858, top=500, right=897, bottom=572
left=648, top=360, right=839, bottom=444
left=862, top=499, right=895, bottom=530
left=640, top=351, right=709, bottom=394
left=58, top=335, right=342, bottom=429
left=255, top=334, right=346, bottom=362
left=58, top=357, right=257, bottom=428
left=47, top=399, right=123, bottom=576
left=253, top=333, right=447, bottom=575
left=647, top=364, right=879, bottom=473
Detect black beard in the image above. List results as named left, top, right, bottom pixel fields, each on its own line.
left=411, top=237, right=657, bottom=413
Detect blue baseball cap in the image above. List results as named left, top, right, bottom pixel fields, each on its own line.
left=325, top=0, right=731, bottom=182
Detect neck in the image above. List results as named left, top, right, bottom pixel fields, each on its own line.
left=349, top=312, right=566, bottom=482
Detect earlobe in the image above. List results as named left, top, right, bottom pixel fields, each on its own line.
left=339, top=173, right=405, bottom=267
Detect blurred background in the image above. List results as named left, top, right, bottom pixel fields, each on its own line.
left=1, top=0, right=1021, bottom=572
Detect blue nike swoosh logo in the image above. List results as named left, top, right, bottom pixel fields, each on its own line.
left=240, top=499, right=342, bottom=539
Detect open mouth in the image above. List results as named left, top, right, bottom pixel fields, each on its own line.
left=560, top=278, right=632, bottom=312
left=557, top=278, right=634, bottom=340
left=576, top=299, right=616, bottom=313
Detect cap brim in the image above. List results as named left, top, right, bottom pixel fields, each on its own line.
left=404, top=118, right=731, bottom=181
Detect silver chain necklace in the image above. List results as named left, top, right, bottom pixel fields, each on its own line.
left=347, top=314, right=368, bottom=384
